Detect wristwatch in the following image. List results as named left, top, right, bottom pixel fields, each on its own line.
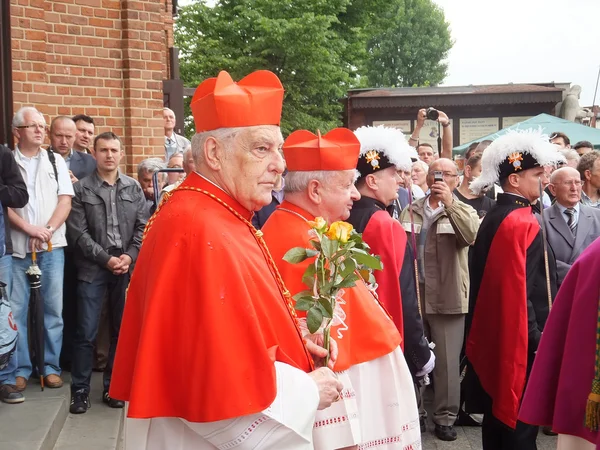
left=46, top=225, right=54, bottom=234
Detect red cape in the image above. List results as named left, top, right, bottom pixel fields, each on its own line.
left=109, top=173, right=313, bottom=422
left=362, top=210, right=406, bottom=348
left=466, top=207, right=539, bottom=429
left=520, top=237, right=600, bottom=445
left=262, top=201, right=401, bottom=372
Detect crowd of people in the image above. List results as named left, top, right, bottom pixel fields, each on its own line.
left=1, top=68, right=600, bottom=450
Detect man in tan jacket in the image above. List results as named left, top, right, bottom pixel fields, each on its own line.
left=400, top=158, right=480, bottom=442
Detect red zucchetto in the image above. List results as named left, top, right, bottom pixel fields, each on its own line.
left=283, top=128, right=360, bottom=171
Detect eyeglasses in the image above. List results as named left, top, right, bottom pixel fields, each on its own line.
left=554, top=180, right=583, bottom=187
left=16, top=123, right=46, bottom=130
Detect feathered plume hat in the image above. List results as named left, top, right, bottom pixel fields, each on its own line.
left=354, top=125, right=417, bottom=178
left=470, top=129, right=566, bottom=196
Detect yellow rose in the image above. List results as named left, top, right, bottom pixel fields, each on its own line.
left=325, top=221, right=353, bottom=243
left=308, top=216, right=328, bottom=231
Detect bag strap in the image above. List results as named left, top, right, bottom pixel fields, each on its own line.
left=46, top=149, right=59, bottom=193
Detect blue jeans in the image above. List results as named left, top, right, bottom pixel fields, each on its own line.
left=0, top=254, right=17, bottom=384
left=71, top=267, right=128, bottom=394
left=8, top=249, right=65, bottom=383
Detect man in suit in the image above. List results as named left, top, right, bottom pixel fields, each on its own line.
left=49, top=116, right=96, bottom=183
left=546, top=166, right=600, bottom=288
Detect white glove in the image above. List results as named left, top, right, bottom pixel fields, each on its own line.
left=415, top=349, right=436, bottom=377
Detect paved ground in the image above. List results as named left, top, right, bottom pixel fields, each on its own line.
left=420, top=387, right=557, bottom=449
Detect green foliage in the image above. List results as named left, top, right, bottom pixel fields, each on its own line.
left=175, top=0, right=453, bottom=135
left=362, top=0, right=453, bottom=87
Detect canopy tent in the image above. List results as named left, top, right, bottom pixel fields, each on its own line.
left=454, top=114, right=600, bottom=154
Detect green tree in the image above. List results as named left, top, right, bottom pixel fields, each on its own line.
left=174, top=0, right=453, bottom=135
left=362, top=0, right=453, bottom=88
left=176, top=0, right=356, bottom=135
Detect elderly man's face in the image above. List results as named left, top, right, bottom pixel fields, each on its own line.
left=14, top=111, right=46, bottom=149
left=167, top=155, right=184, bottom=185
left=319, top=170, right=361, bottom=222
left=219, top=125, right=285, bottom=212
left=163, top=110, right=176, bottom=134
left=549, top=168, right=582, bottom=208
left=139, top=170, right=155, bottom=200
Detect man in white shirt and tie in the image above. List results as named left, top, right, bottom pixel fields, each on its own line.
left=163, top=108, right=190, bottom=161
left=545, top=166, right=600, bottom=288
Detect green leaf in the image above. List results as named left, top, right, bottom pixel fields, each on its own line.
left=283, top=247, right=310, bottom=264
left=301, top=264, right=317, bottom=289
left=306, top=248, right=320, bottom=258
left=351, top=249, right=383, bottom=270
left=295, top=297, right=315, bottom=311
left=318, top=297, right=334, bottom=318
left=321, top=237, right=339, bottom=259
left=339, top=258, right=356, bottom=278
left=307, top=307, right=324, bottom=334
left=336, top=273, right=360, bottom=288
left=292, top=290, right=313, bottom=302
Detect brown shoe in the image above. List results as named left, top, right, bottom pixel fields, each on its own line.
left=15, top=376, right=27, bottom=392
left=44, top=374, right=63, bottom=389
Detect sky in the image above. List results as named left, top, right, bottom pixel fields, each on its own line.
left=178, top=0, right=600, bottom=106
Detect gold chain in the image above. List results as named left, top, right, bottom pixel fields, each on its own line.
left=144, top=187, right=315, bottom=370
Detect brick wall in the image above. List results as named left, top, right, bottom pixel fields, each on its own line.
left=10, top=0, right=174, bottom=175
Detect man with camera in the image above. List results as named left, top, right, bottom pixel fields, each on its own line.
left=409, top=108, right=453, bottom=163
left=400, top=158, right=480, bottom=441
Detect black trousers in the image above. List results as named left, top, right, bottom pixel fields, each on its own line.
left=482, top=403, right=538, bottom=450
left=71, top=256, right=129, bottom=394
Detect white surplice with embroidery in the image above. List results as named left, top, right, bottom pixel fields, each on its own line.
left=122, top=362, right=319, bottom=449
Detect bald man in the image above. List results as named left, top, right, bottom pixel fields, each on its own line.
left=400, top=158, right=480, bottom=441
left=163, top=108, right=190, bottom=161
left=49, top=116, right=96, bottom=183
left=545, top=166, right=600, bottom=288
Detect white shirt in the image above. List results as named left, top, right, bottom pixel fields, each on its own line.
left=12, top=147, right=74, bottom=257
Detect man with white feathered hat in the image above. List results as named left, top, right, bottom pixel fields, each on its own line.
left=347, top=125, right=435, bottom=388
left=399, top=148, right=480, bottom=441
left=464, top=129, right=564, bottom=450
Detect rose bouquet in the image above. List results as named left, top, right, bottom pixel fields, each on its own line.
left=283, top=217, right=383, bottom=366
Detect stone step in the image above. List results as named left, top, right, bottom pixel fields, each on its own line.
left=0, top=379, right=68, bottom=450
left=52, top=372, right=123, bottom=450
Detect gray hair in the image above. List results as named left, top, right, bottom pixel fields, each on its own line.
left=137, top=157, right=166, bottom=178
left=284, top=170, right=360, bottom=193
left=163, top=107, right=175, bottom=118
left=561, top=149, right=580, bottom=164
left=412, top=159, right=429, bottom=173
left=168, top=151, right=184, bottom=161
left=12, top=106, right=44, bottom=128
left=191, top=127, right=243, bottom=165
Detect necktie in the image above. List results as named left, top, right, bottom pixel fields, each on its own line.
left=565, top=207, right=577, bottom=234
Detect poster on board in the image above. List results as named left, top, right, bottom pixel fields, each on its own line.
left=372, top=120, right=412, bottom=133
left=414, top=119, right=453, bottom=149
left=459, top=118, right=499, bottom=145
left=502, top=116, right=532, bottom=128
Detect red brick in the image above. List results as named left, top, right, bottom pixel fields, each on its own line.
left=49, top=75, right=78, bottom=85
left=58, top=106, right=73, bottom=115
left=76, top=36, right=103, bottom=46
left=95, top=28, right=108, bottom=38
left=49, top=34, right=75, bottom=44
left=67, top=25, right=82, bottom=35
left=89, top=18, right=113, bottom=28
left=53, top=3, right=67, bottom=13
